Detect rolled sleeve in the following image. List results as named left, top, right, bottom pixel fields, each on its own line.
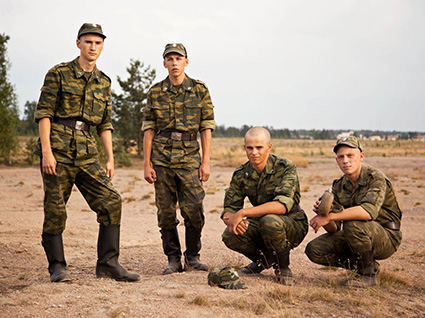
left=142, top=120, right=157, bottom=131
left=200, top=119, right=215, bottom=131
left=273, top=195, right=294, bottom=212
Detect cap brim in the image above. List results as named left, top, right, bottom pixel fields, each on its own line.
left=79, top=31, right=106, bottom=39
left=220, top=280, right=247, bottom=290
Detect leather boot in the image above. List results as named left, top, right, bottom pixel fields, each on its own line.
left=161, top=229, right=183, bottom=275
left=345, top=250, right=380, bottom=287
left=96, top=224, right=140, bottom=282
left=184, top=227, right=208, bottom=271
left=41, top=233, right=71, bottom=283
left=274, top=246, right=293, bottom=286
left=239, top=249, right=277, bottom=274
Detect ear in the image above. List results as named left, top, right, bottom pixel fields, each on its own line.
left=163, top=60, right=167, bottom=68
left=185, top=58, right=189, bottom=67
left=359, top=152, right=365, bottom=161
left=76, top=39, right=81, bottom=49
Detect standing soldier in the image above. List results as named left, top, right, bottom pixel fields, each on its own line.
left=305, top=136, right=402, bottom=287
left=143, top=43, right=215, bottom=274
left=221, top=127, right=308, bottom=285
left=34, top=23, right=139, bottom=282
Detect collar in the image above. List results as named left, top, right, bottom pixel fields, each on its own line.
left=342, top=164, right=368, bottom=189
left=162, top=74, right=193, bottom=93
left=244, top=155, right=275, bottom=179
left=72, top=57, right=100, bottom=82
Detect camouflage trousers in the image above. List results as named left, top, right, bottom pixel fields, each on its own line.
left=222, top=213, right=308, bottom=257
left=153, top=165, right=205, bottom=231
left=305, top=220, right=401, bottom=267
left=40, top=159, right=122, bottom=235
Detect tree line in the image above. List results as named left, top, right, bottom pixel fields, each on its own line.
left=0, top=33, right=422, bottom=165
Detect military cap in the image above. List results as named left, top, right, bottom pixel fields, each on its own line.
left=78, top=23, right=106, bottom=39
left=333, top=136, right=363, bottom=153
left=208, top=267, right=247, bottom=290
left=163, top=43, right=187, bottom=58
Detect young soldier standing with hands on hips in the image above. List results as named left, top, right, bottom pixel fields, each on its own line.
left=34, top=23, right=139, bottom=283
left=143, top=43, right=215, bottom=275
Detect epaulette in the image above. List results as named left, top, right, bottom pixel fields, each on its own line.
left=100, top=70, right=111, bottom=82
left=49, top=61, right=69, bottom=73
left=193, top=78, right=207, bottom=88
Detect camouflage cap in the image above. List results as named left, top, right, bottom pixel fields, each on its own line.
left=78, top=23, right=106, bottom=39
left=333, top=136, right=363, bottom=153
left=208, top=267, right=247, bottom=290
left=163, top=43, right=187, bottom=58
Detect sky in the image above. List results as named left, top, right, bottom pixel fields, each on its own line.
left=1, top=0, right=424, bottom=132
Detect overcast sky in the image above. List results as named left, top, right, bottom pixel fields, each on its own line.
left=1, top=0, right=424, bottom=132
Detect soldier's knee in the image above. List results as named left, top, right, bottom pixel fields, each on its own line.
left=343, top=220, right=367, bottom=238
left=304, top=240, right=325, bottom=264
left=259, top=214, right=283, bottom=233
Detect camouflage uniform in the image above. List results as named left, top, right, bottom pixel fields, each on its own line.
left=305, top=164, right=402, bottom=267
left=142, top=74, right=215, bottom=230
left=221, top=155, right=308, bottom=259
left=34, top=57, right=121, bottom=235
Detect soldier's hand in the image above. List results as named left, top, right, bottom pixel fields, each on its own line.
left=199, top=163, right=210, bottom=182
left=144, top=166, right=157, bottom=184
left=42, top=152, right=57, bottom=175
left=309, top=214, right=331, bottom=233
left=105, top=161, right=115, bottom=180
left=312, top=199, right=321, bottom=214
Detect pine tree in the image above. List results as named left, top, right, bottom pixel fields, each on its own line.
left=0, top=33, right=19, bottom=165
left=112, top=59, right=156, bottom=156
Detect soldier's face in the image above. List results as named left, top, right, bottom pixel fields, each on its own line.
left=77, top=34, right=104, bottom=63
left=244, top=135, right=272, bottom=172
left=163, top=53, right=188, bottom=78
left=335, top=146, right=364, bottom=177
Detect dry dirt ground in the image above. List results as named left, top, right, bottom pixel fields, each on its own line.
left=0, top=156, right=424, bottom=317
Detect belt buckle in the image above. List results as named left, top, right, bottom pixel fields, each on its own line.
left=171, top=132, right=182, bottom=141
left=75, top=120, right=85, bottom=131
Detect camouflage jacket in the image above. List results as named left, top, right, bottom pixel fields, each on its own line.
left=142, top=74, right=215, bottom=168
left=34, top=57, right=113, bottom=166
left=331, top=164, right=403, bottom=240
left=221, top=155, right=306, bottom=221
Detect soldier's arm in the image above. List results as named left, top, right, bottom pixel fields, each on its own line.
left=39, top=118, right=57, bottom=175
left=100, top=129, right=114, bottom=180
left=143, top=129, right=156, bottom=184
left=199, top=128, right=211, bottom=182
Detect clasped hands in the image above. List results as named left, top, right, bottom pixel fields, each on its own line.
left=222, top=211, right=249, bottom=235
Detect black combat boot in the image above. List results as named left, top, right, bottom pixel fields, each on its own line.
left=41, top=233, right=71, bottom=283
left=239, top=249, right=277, bottom=274
left=161, top=228, right=184, bottom=274
left=345, top=250, right=380, bottom=287
left=274, top=246, right=293, bottom=286
left=184, top=227, right=208, bottom=271
left=96, top=224, right=140, bottom=282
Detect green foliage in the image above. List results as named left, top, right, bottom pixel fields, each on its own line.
left=112, top=59, right=156, bottom=156
left=0, top=33, right=19, bottom=165
left=18, top=100, right=38, bottom=136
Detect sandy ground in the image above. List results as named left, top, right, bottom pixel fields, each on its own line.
left=0, top=156, right=424, bottom=317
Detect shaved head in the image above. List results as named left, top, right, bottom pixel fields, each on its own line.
left=244, top=126, right=271, bottom=144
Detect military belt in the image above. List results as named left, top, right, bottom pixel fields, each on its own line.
left=55, top=118, right=90, bottom=132
left=381, top=222, right=401, bottom=231
left=159, top=131, right=197, bottom=141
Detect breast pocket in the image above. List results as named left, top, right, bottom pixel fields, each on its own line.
left=152, top=102, right=171, bottom=129
left=183, top=99, right=201, bottom=130
left=59, top=86, right=83, bottom=115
